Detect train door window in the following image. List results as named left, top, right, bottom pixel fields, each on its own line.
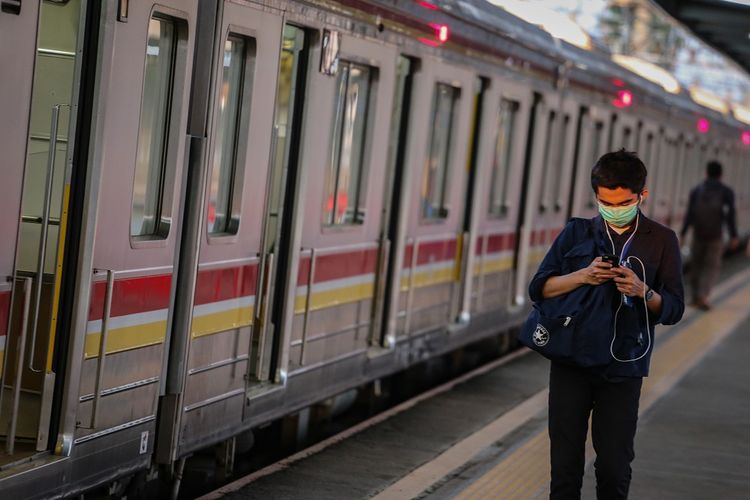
left=323, top=61, right=374, bottom=226
left=264, top=24, right=306, bottom=250
left=421, top=83, right=459, bottom=220
left=208, top=35, right=253, bottom=235
left=131, top=16, right=180, bottom=239
left=587, top=121, right=604, bottom=208
left=540, top=113, right=569, bottom=213
left=622, top=126, right=632, bottom=149
left=537, top=110, right=556, bottom=213
left=488, top=99, right=518, bottom=217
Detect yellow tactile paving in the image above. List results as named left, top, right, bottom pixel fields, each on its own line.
left=455, top=279, right=750, bottom=499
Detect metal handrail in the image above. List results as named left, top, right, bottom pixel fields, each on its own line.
left=300, top=248, right=316, bottom=366
left=370, top=238, right=390, bottom=345
left=0, top=277, right=15, bottom=421
left=403, top=238, right=420, bottom=335
left=86, top=269, right=115, bottom=429
left=255, top=252, right=275, bottom=380
left=6, top=277, right=32, bottom=455
left=28, top=104, right=67, bottom=373
left=476, top=231, right=490, bottom=311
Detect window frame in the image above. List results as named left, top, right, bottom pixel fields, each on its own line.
left=206, top=30, right=257, bottom=240
left=322, top=59, right=377, bottom=228
left=420, top=82, right=460, bottom=223
left=130, top=12, right=188, bottom=248
left=487, top=98, right=519, bottom=219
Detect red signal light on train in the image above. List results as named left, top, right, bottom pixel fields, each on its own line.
left=438, top=24, right=450, bottom=43
left=612, top=89, right=633, bottom=108
left=420, top=23, right=450, bottom=47
left=697, top=118, right=710, bottom=134
left=415, top=0, right=439, bottom=10
left=741, top=131, right=750, bottom=145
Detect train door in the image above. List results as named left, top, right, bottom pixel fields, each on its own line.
left=463, top=77, right=531, bottom=319
left=160, top=1, right=284, bottom=458
left=569, top=105, right=612, bottom=219
left=256, top=24, right=309, bottom=379
left=512, top=90, right=578, bottom=306
left=638, top=120, right=659, bottom=219
left=611, top=113, right=638, bottom=151
left=372, top=55, right=417, bottom=345
left=388, top=58, right=476, bottom=341
left=0, top=0, right=84, bottom=460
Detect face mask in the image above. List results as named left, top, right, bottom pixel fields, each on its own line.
left=598, top=198, right=640, bottom=227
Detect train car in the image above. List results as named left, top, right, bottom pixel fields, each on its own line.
left=1, top=0, right=749, bottom=497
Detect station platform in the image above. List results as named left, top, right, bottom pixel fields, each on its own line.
left=199, top=262, right=750, bottom=500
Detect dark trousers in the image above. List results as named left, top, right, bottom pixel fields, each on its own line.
left=549, top=362, right=643, bottom=500
left=689, top=239, right=723, bottom=303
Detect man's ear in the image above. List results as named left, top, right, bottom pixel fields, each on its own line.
left=640, top=189, right=650, bottom=204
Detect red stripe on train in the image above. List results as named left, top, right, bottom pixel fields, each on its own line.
left=475, top=232, right=516, bottom=254
left=297, top=247, right=379, bottom=286
left=89, top=274, right=173, bottom=321
left=402, top=238, right=458, bottom=269
left=194, top=264, right=257, bottom=307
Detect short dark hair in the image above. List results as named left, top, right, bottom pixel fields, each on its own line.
left=706, top=160, right=722, bottom=179
left=591, top=148, right=647, bottom=194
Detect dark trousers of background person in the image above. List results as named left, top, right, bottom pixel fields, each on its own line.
left=689, top=239, right=723, bottom=304
left=548, top=362, right=643, bottom=500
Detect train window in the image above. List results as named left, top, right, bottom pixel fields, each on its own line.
left=587, top=121, right=604, bottom=209
left=131, top=16, right=178, bottom=238
left=623, top=127, right=631, bottom=149
left=540, top=113, right=569, bottom=213
left=538, top=111, right=556, bottom=214
left=488, top=99, right=518, bottom=218
left=323, top=61, right=374, bottom=226
left=208, top=35, right=253, bottom=235
left=421, top=83, right=459, bottom=220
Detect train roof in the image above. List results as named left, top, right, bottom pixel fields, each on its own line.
left=362, top=0, right=744, bottom=132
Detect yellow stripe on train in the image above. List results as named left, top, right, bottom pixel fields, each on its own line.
left=191, top=306, right=254, bottom=339
left=84, top=321, right=167, bottom=359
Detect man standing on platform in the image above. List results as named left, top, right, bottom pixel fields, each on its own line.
left=681, top=161, right=738, bottom=310
left=528, top=150, right=685, bottom=499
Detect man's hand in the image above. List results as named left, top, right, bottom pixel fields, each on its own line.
left=613, top=265, right=646, bottom=298
left=578, top=257, right=619, bottom=286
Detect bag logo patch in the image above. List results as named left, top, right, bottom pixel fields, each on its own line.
left=533, top=324, right=549, bottom=346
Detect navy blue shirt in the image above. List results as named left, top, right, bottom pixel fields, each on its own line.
left=528, top=213, right=685, bottom=378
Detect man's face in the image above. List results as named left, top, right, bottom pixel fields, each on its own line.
left=596, top=186, right=648, bottom=207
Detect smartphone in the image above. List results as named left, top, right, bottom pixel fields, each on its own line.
left=601, top=254, right=618, bottom=267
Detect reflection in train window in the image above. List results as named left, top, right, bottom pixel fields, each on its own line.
left=323, top=61, right=374, bottom=226
left=488, top=99, right=518, bottom=218
left=421, top=83, right=459, bottom=220
left=131, top=16, right=177, bottom=238
left=208, top=35, right=252, bottom=235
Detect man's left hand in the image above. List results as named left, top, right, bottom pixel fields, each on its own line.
left=613, top=265, right=645, bottom=298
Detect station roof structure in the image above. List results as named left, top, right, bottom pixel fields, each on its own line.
left=653, top=0, right=750, bottom=74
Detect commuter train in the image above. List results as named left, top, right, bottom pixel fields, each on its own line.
left=1, top=0, right=749, bottom=497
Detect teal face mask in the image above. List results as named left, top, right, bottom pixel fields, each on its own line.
left=598, top=198, right=640, bottom=227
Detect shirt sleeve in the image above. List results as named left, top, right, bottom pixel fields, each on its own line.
left=680, top=188, right=696, bottom=238
left=653, top=229, right=685, bottom=325
left=528, top=220, right=577, bottom=303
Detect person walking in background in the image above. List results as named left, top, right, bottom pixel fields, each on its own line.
left=680, top=161, right=738, bottom=311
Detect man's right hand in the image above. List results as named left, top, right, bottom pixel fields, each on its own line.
left=578, top=257, right=619, bottom=286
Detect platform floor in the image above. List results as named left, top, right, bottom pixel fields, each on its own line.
left=201, top=263, right=750, bottom=500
